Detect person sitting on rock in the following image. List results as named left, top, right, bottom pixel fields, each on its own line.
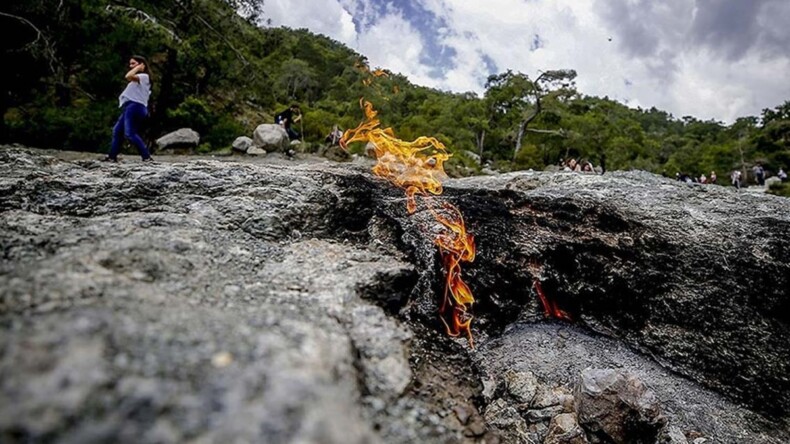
left=710, top=170, right=717, bottom=184
left=325, top=124, right=344, bottom=145
left=275, top=104, right=302, bottom=141
left=565, top=158, right=581, bottom=172
left=582, top=161, right=594, bottom=173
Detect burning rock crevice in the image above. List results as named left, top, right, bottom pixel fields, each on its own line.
left=428, top=172, right=790, bottom=423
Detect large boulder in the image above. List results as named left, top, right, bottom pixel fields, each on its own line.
left=253, top=124, right=289, bottom=152
left=575, top=368, right=666, bottom=443
left=155, top=128, right=200, bottom=150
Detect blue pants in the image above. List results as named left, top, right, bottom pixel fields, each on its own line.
left=109, top=101, right=150, bottom=160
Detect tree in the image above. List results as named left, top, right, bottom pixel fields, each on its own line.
left=484, top=69, right=577, bottom=161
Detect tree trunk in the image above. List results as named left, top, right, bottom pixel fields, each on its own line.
left=513, top=120, right=526, bottom=160
left=477, top=129, right=486, bottom=163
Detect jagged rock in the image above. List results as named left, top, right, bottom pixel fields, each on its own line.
left=232, top=136, right=253, bottom=153
left=504, top=369, right=538, bottom=405
left=484, top=398, right=530, bottom=443
left=155, top=128, right=200, bottom=149
left=252, top=124, right=289, bottom=152
left=545, top=413, right=589, bottom=444
left=575, top=368, right=666, bottom=444
left=662, top=426, right=689, bottom=444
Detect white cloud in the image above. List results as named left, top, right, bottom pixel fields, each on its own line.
left=261, top=0, right=790, bottom=123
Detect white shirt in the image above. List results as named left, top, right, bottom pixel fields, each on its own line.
left=119, top=73, right=151, bottom=107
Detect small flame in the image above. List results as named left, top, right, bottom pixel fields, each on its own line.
left=355, top=60, right=399, bottom=95
left=532, top=280, right=572, bottom=321
left=341, top=99, right=477, bottom=345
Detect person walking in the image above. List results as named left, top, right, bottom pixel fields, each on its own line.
left=731, top=170, right=741, bottom=190
left=104, top=55, right=153, bottom=162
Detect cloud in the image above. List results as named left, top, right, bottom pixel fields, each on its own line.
left=260, top=0, right=790, bottom=123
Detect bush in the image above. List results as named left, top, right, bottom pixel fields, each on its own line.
left=768, top=180, right=790, bottom=198
left=166, top=97, right=216, bottom=136
left=203, top=115, right=245, bottom=149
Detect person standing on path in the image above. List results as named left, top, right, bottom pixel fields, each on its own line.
left=104, top=55, right=153, bottom=162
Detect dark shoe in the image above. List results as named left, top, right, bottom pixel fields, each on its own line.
left=101, top=156, right=117, bottom=163
left=142, top=157, right=155, bottom=163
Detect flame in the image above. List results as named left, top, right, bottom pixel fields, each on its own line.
left=532, top=280, right=572, bottom=321
left=529, top=260, right=572, bottom=321
left=355, top=60, right=399, bottom=95
left=341, top=99, right=477, bottom=346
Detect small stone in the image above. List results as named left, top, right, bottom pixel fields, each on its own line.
left=464, top=418, right=487, bottom=437
left=211, top=351, right=233, bottom=368
left=526, top=405, right=564, bottom=423
left=247, top=146, right=267, bottom=156
left=453, top=405, right=472, bottom=425
left=544, top=413, right=589, bottom=444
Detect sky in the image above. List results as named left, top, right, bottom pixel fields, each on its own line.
left=259, top=0, right=790, bottom=124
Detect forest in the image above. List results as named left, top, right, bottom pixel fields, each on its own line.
left=3, top=0, right=789, bottom=195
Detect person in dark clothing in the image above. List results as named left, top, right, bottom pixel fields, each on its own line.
left=275, top=104, right=302, bottom=141
left=752, top=163, right=765, bottom=186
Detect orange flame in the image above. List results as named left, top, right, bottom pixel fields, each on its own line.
left=532, top=280, right=572, bottom=321
left=355, top=60, right=399, bottom=95
left=341, top=99, right=477, bottom=345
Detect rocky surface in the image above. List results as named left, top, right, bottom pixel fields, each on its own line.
left=1, top=147, right=789, bottom=443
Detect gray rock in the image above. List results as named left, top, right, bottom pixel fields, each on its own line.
left=765, top=176, right=781, bottom=188
left=462, top=150, right=481, bottom=164
left=253, top=124, right=289, bottom=152
left=155, top=128, right=200, bottom=149
left=232, top=136, right=253, bottom=152
left=575, top=368, right=666, bottom=444
left=246, top=146, right=266, bottom=156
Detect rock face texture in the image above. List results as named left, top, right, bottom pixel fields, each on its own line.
left=1, top=147, right=789, bottom=444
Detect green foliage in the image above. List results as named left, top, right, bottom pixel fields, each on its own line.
left=167, top=97, right=216, bottom=135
